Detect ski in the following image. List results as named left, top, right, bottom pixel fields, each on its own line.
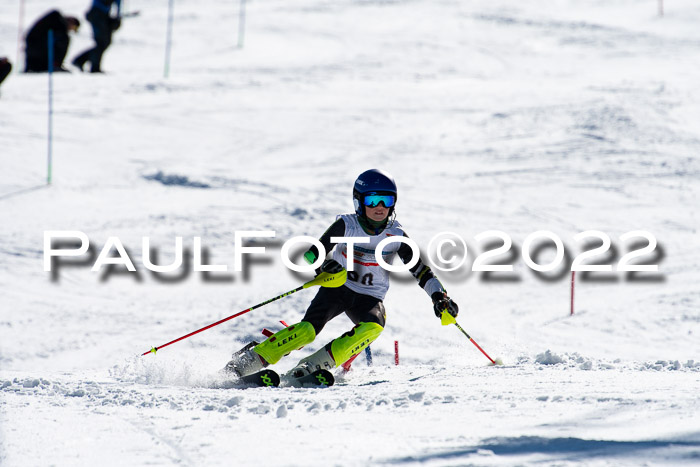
left=240, top=369, right=280, bottom=387
left=285, top=369, right=335, bottom=388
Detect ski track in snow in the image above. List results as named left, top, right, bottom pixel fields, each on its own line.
left=2, top=357, right=699, bottom=466
left=2, top=0, right=700, bottom=465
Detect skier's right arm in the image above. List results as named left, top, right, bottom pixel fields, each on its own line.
left=302, top=218, right=346, bottom=265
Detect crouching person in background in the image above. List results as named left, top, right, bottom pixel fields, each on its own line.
left=25, top=10, right=80, bottom=73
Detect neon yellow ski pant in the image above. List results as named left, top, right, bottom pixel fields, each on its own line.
left=254, top=320, right=383, bottom=367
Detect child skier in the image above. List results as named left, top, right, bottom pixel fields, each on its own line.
left=226, top=169, right=459, bottom=380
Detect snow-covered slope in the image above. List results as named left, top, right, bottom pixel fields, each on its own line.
left=1, top=0, right=699, bottom=465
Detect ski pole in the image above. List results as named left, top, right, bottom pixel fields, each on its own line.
left=440, top=311, right=502, bottom=365
left=142, top=270, right=346, bottom=356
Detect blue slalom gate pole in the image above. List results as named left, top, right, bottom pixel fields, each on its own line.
left=164, top=0, right=174, bottom=78
left=364, top=346, right=373, bottom=366
left=47, top=30, right=53, bottom=185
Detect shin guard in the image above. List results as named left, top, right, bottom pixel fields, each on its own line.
left=329, top=322, right=383, bottom=366
left=254, top=321, right=315, bottom=365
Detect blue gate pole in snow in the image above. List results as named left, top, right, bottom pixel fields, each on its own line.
left=364, top=346, right=373, bottom=366
left=47, top=30, right=54, bottom=185
left=237, top=0, right=246, bottom=48
left=164, top=0, right=175, bottom=78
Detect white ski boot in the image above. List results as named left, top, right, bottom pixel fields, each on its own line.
left=287, top=347, right=336, bottom=379
left=225, top=342, right=269, bottom=377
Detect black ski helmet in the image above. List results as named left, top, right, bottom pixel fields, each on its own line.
left=353, top=169, right=398, bottom=217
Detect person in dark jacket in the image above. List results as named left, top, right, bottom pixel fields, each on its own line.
left=24, top=10, right=80, bottom=72
left=0, top=58, right=11, bottom=90
left=72, top=0, right=122, bottom=73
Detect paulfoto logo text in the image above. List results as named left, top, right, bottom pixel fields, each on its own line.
left=43, top=230, right=662, bottom=283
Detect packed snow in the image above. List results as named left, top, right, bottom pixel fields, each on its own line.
left=1, top=0, right=699, bottom=465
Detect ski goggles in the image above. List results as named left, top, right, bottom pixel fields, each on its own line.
left=363, top=193, right=396, bottom=208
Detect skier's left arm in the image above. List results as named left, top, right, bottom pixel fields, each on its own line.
left=397, top=234, right=459, bottom=319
